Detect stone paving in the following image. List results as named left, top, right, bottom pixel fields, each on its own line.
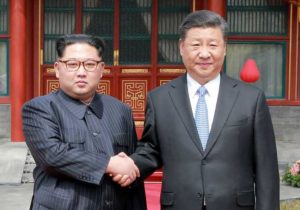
left=0, top=182, right=299, bottom=210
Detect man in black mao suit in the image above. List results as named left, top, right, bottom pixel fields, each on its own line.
left=22, top=34, right=146, bottom=210
left=121, top=10, right=279, bottom=210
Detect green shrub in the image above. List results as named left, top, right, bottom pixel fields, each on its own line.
left=282, top=161, right=300, bottom=188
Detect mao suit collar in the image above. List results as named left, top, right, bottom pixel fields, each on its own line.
left=55, top=89, right=103, bottom=119
left=89, top=94, right=104, bottom=119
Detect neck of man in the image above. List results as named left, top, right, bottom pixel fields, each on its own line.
left=80, top=93, right=95, bottom=105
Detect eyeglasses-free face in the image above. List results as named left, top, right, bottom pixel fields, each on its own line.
left=179, top=27, right=226, bottom=85
left=58, top=59, right=103, bottom=72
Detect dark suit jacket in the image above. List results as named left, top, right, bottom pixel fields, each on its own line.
left=132, top=73, right=279, bottom=210
left=22, top=90, right=146, bottom=210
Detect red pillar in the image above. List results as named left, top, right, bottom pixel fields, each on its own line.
left=10, top=0, right=26, bottom=141
left=207, top=0, right=226, bottom=17
left=25, top=1, right=34, bottom=101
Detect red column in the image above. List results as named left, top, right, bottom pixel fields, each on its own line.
left=25, top=2, right=34, bottom=101
left=207, top=0, right=226, bottom=17
left=10, top=0, right=26, bottom=141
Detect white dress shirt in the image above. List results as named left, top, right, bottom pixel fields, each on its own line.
left=187, top=73, right=220, bottom=132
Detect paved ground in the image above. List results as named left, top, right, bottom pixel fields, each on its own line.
left=0, top=141, right=299, bottom=209
left=0, top=182, right=299, bottom=210
left=0, top=142, right=27, bottom=184
left=280, top=183, right=300, bottom=201
left=0, top=183, right=32, bottom=210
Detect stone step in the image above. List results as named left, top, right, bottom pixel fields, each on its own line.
left=21, top=151, right=35, bottom=183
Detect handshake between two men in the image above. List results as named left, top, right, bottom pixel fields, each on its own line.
left=106, top=152, right=139, bottom=187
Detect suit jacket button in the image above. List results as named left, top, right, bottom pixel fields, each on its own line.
left=92, top=132, right=98, bottom=136
left=105, top=200, right=112, bottom=206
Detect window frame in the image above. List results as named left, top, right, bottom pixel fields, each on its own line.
left=0, top=0, right=9, bottom=100
left=0, top=40, right=9, bottom=96
left=224, top=40, right=286, bottom=99
left=226, top=0, right=289, bottom=102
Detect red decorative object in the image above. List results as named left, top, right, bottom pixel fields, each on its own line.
left=240, top=59, right=260, bottom=83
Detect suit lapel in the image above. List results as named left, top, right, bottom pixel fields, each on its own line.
left=204, top=73, right=239, bottom=156
left=168, top=74, right=204, bottom=155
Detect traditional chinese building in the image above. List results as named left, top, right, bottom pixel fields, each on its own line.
left=0, top=0, right=300, bottom=186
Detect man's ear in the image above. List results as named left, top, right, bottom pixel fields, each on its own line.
left=54, top=62, right=60, bottom=79
left=99, top=62, right=105, bottom=79
left=179, top=39, right=184, bottom=56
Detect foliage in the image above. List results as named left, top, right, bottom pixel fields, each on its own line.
left=282, top=161, right=300, bottom=188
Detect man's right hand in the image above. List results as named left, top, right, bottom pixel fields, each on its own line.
left=106, top=152, right=140, bottom=187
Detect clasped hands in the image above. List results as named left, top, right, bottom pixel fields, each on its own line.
left=106, top=152, right=139, bottom=187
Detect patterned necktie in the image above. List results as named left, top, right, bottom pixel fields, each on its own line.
left=195, top=86, right=209, bottom=150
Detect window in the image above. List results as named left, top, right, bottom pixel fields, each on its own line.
left=43, top=0, right=190, bottom=66
left=119, top=0, right=151, bottom=65
left=0, top=0, right=8, bottom=96
left=82, top=0, right=114, bottom=65
left=44, top=0, right=76, bottom=64
left=158, top=1, right=190, bottom=64
left=0, top=0, right=8, bottom=34
left=225, top=0, right=288, bottom=99
left=226, top=42, right=285, bottom=98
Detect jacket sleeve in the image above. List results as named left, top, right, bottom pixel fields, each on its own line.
left=22, top=99, right=110, bottom=185
left=254, top=91, right=279, bottom=210
left=131, top=94, right=162, bottom=179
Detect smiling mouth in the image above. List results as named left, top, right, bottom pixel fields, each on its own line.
left=198, top=63, right=212, bottom=67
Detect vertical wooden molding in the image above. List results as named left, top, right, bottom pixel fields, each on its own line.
left=288, top=3, right=294, bottom=100
left=113, top=49, right=119, bottom=66
left=286, top=1, right=299, bottom=100
left=40, top=49, right=43, bottom=65
left=38, top=0, right=42, bottom=96
left=193, top=0, right=196, bottom=11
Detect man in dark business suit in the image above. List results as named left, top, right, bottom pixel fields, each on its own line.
left=22, top=34, right=146, bottom=210
left=116, top=10, right=279, bottom=210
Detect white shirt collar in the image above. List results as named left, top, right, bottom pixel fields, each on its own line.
left=187, top=73, right=220, bottom=98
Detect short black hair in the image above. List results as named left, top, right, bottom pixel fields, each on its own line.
left=56, top=34, right=105, bottom=58
left=179, top=10, right=228, bottom=40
